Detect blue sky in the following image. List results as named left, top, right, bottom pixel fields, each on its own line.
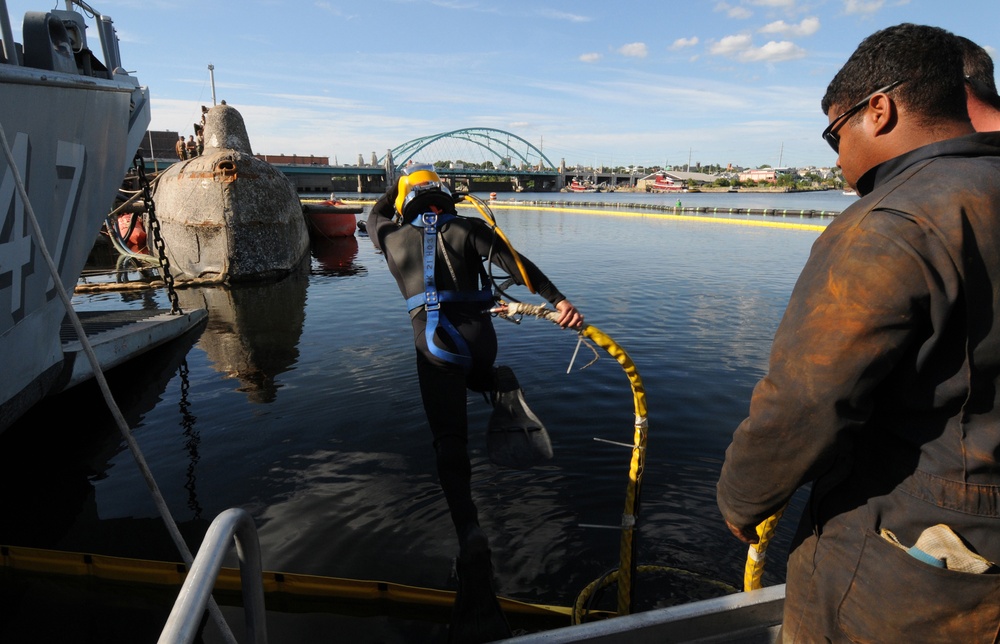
left=8, top=1, right=998, bottom=169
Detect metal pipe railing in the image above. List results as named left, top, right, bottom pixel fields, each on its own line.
left=158, top=508, right=268, bottom=644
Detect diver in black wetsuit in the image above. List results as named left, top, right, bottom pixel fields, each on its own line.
left=367, top=164, right=582, bottom=642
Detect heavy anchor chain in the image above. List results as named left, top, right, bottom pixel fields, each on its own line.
left=132, top=154, right=182, bottom=315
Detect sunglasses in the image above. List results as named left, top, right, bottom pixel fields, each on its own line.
left=822, top=80, right=903, bottom=153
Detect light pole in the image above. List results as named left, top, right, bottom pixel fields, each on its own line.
left=208, top=64, right=216, bottom=106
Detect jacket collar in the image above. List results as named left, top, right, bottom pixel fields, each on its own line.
left=856, top=131, right=1000, bottom=196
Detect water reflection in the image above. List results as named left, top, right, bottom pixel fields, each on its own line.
left=310, top=235, right=366, bottom=277
left=175, top=264, right=308, bottom=403
left=0, top=323, right=205, bottom=549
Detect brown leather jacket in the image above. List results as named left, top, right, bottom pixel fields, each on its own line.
left=718, top=132, right=1000, bottom=642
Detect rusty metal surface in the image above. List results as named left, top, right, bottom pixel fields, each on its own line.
left=151, top=104, right=308, bottom=281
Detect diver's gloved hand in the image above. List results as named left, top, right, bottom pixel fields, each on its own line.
left=385, top=180, right=399, bottom=204
left=371, top=192, right=396, bottom=219
left=372, top=182, right=399, bottom=219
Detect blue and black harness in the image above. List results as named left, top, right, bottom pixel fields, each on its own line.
left=405, top=212, right=494, bottom=370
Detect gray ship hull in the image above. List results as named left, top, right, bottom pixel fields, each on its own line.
left=0, top=3, right=150, bottom=431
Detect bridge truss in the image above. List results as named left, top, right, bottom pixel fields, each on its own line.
left=380, top=128, right=556, bottom=172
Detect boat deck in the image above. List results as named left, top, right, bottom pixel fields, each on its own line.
left=56, top=308, right=208, bottom=392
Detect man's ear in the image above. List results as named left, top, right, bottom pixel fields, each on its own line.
left=867, top=92, right=898, bottom=138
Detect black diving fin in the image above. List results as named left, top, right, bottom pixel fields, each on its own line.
left=487, top=366, right=553, bottom=469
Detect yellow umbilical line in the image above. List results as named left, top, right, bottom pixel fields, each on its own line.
left=463, top=195, right=536, bottom=293
left=572, top=565, right=739, bottom=624
left=503, top=303, right=649, bottom=620
left=743, top=505, right=786, bottom=591
left=579, top=324, right=648, bottom=617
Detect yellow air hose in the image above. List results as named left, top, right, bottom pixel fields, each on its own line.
left=462, top=194, right=536, bottom=294
left=501, top=302, right=648, bottom=620
left=743, top=506, right=786, bottom=591
left=473, top=203, right=756, bottom=617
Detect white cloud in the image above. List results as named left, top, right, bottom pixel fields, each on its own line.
left=579, top=52, right=602, bottom=63
left=671, top=37, right=700, bottom=50
left=618, top=42, right=649, bottom=58
left=715, top=2, right=753, bottom=19
left=711, top=34, right=754, bottom=57
left=749, top=0, right=797, bottom=7
left=710, top=34, right=806, bottom=62
left=844, top=0, right=884, bottom=14
left=538, top=9, right=591, bottom=23
left=759, top=17, right=820, bottom=37
left=743, top=41, right=807, bottom=62
left=313, top=1, right=356, bottom=18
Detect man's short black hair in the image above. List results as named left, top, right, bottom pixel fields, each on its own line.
left=957, top=35, right=1000, bottom=110
left=822, top=24, right=969, bottom=127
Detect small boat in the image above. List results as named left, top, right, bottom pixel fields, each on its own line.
left=567, top=178, right=600, bottom=193
left=0, top=0, right=206, bottom=433
left=647, top=172, right=685, bottom=193
left=302, top=194, right=364, bottom=238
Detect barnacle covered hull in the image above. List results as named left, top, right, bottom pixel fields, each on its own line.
left=152, top=104, right=309, bottom=282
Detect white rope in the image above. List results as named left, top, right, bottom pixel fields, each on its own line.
left=0, top=121, right=237, bottom=644
left=502, top=301, right=600, bottom=370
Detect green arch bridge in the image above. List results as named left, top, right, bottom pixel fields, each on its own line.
left=284, top=127, right=563, bottom=193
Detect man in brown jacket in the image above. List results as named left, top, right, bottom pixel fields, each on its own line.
left=718, top=23, right=1000, bottom=642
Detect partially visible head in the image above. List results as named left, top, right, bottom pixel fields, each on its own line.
left=958, top=36, right=1000, bottom=104
left=821, top=24, right=971, bottom=187
left=956, top=35, right=1000, bottom=131
left=395, top=163, right=454, bottom=220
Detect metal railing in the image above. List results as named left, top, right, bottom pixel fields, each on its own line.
left=158, top=508, right=268, bottom=644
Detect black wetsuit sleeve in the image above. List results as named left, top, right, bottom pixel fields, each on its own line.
left=467, top=219, right=566, bottom=305
left=367, top=192, right=397, bottom=253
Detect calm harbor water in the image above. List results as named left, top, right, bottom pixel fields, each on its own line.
left=0, top=190, right=855, bottom=642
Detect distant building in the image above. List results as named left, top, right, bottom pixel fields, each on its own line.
left=738, top=168, right=778, bottom=184
left=254, top=154, right=330, bottom=165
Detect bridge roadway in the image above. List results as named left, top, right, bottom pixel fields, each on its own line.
left=277, top=163, right=566, bottom=194
left=143, top=159, right=645, bottom=194
left=272, top=165, right=649, bottom=194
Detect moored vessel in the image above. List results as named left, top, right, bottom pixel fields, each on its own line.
left=151, top=102, right=310, bottom=282
left=0, top=0, right=205, bottom=433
